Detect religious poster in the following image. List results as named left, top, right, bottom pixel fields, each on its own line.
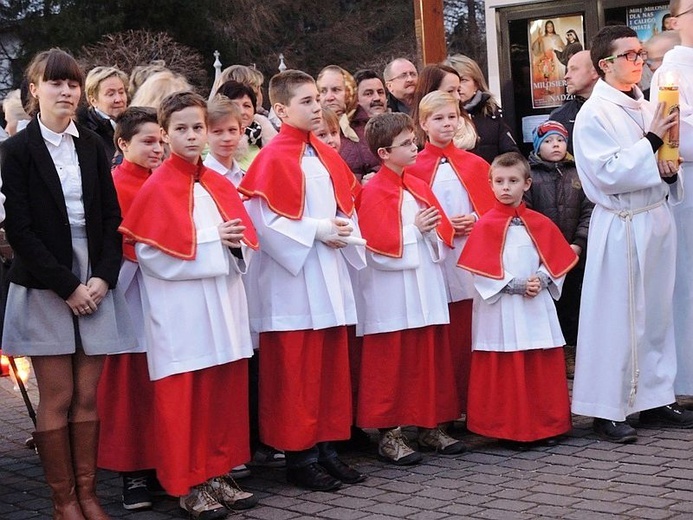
left=528, top=15, right=584, bottom=109
left=627, top=4, right=672, bottom=42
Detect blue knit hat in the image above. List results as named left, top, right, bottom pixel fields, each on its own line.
left=533, top=120, right=568, bottom=154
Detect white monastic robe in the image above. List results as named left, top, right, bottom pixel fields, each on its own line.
left=651, top=45, right=693, bottom=395
left=243, top=155, right=366, bottom=333
left=136, top=184, right=254, bottom=380
left=571, top=79, right=682, bottom=421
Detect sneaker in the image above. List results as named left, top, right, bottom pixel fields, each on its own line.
left=229, top=464, right=251, bottom=479
left=179, top=484, right=228, bottom=520
left=208, top=476, right=259, bottom=510
left=147, top=472, right=167, bottom=497
left=122, top=472, right=152, bottom=511
left=286, top=462, right=342, bottom=491
left=418, top=427, right=467, bottom=455
left=319, top=457, right=367, bottom=484
left=250, top=444, right=286, bottom=467
left=378, top=427, right=423, bottom=465
left=593, top=418, right=637, bottom=443
left=639, top=403, right=693, bottom=429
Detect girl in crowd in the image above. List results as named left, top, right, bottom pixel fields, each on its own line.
left=0, top=48, right=132, bottom=519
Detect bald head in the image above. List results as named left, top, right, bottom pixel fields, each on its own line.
left=644, top=31, right=681, bottom=71
left=384, top=58, right=418, bottom=105
left=564, top=50, right=599, bottom=98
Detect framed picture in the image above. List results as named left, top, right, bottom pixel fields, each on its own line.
left=528, top=15, right=585, bottom=109
left=627, top=4, right=672, bottom=41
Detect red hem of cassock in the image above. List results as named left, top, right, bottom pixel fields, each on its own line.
left=467, top=348, right=572, bottom=442
left=448, top=300, right=472, bottom=413
left=152, top=361, right=250, bottom=496
left=259, top=327, right=352, bottom=451
left=347, top=325, right=362, bottom=416
left=356, top=325, right=460, bottom=429
left=97, top=353, right=157, bottom=471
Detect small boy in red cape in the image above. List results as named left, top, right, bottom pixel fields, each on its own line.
left=458, top=152, right=577, bottom=447
left=96, top=107, right=164, bottom=511
left=407, top=91, right=495, bottom=414
left=119, top=92, right=259, bottom=518
left=355, top=112, right=465, bottom=465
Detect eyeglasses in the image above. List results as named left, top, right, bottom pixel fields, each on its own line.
left=384, top=137, right=418, bottom=150
left=386, top=71, right=418, bottom=82
left=673, top=5, right=693, bottom=17
left=604, top=50, right=648, bottom=63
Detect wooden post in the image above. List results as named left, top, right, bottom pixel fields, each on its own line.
left=414, top=0, right=447, bottom=65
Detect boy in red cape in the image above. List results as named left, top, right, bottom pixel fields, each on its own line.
left=458, top=152, right=577, bottom=447
left=119, top=92, right=259, bottom=518
left=238, top=70, right=367, bottom=492
left=407, top=91, right=495, bottom=414
left=356, top=112, right=465, bottom=465
left=96, top=107, right=164, bottom=511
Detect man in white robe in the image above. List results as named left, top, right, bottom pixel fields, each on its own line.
left=650, top=0, right=693, bottom=396
left=572, top=25, right=693, bottom=443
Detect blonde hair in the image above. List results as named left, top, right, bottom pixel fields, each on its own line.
left=321, top=107, right=340, bottom=132
left=212, top=65, right=264, bottom=98
left=445, top=54, right=499, bottom=116
left=418, top=91, right=459, bottom=123
left=130, top=70, right=192, bottom=109
left=2, top=90, right=30, bottom=135
left=85, top=66, right=128, bottom=105
left=417, top=90, right=478, bottom=151
left=269, top=70, right=315, bottom=106
left=207, top=95, right=244, bottom=128
left=128, top=62, right=168, bottom=100
left=317, top=65, right=357, bottom=114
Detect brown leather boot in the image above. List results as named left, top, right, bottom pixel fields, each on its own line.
left=33, top=427, right=86, bottom=520
left=68, top=421, right=110, bottom=520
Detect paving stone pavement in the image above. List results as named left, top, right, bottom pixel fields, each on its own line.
left=3, top=373, right=693, bottom=519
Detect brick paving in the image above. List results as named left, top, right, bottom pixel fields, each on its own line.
left=3, top=372, right=693, bottom=519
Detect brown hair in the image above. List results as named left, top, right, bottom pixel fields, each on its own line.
left=269, top=70, right=315, bottom=107
left=158, top=91, right=207, bottom=132
left=24, top=48, right=84, bottom=116
left=490, top=152, right=531, bottom=180
left=320, top=107, right=340, bottom=132
left=590, top=25, right=638, bottom=78
left=207, top=95, right=244, bottom=128
left=445, top=54, right=499, bottom=116
left=113, top=106, right=158, bottom=153
left=364, top=112, right=415, bottom=158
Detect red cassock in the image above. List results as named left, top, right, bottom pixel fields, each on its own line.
left=97, top=159, right=155, bottom=472
left=355, top=166, right=460, bottom=428
left=460, top=202, right=577, bottom=441
left=407, top=142, right=495, bottom=413
left=240, top=124, right=359, bottom=451
left=117, top=154, right=257, bottom=494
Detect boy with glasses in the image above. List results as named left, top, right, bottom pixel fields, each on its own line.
left=571, top=25, right=693, bottom=444
left=650, top=0, right=693, bottom=396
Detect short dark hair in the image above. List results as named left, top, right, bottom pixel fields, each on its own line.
left=216, top=80, right=257, bottom=111
left=158, top=91, right=207, bottom=132
left=490, top=152, right=531, bottom=180
left=590, top=25, right=638, bottom=78
left=269, top=70, right=315, bottom=106
left=114, top=106, right=158, bottom=152
left=354, top=69, right=383, bottom=88
left=24, top=48, right=84, bottom=116
left=364, top=112, right=415, bottom=159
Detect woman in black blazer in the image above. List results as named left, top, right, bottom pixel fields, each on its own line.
left=0, top=48, right=131, bottom=520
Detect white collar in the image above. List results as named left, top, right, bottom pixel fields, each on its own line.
left=205, top=153, right=241, bottom=176
left=37, top=116, right=79, bottom=147
left=593, top=78, right=645, bottom=110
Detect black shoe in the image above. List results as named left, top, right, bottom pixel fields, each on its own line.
left=286, top=463, right=342, bottom=491
left=122, top=472, right=153, bottom=510
left=146, top=471, right=167, bottom=497
left=319, top=457, right=367, bottom=484
left=639, top=403, right=693, bottom=429
left=593, top=418, right=637, bottom=443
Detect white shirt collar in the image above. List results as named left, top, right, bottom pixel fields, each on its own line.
left=37, top=116, right=79, bottom=147
left=204, top=154, right=242, bottom=177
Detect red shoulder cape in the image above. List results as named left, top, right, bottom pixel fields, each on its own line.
left=406, top=141, right=495, bottom=216
left=119, top=153, right=259, bottom=260
left=458, top=202, right=577, bottom=279
left=112, top=159, right=151, bottom=262
left=356, top=165, right=455, bottom=258
left=238, top=123, right=356, bottom=219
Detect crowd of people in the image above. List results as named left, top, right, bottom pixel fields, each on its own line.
left=0, top=1, right=691, bottom=518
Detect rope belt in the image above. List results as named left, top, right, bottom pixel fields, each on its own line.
left=607, top=198, right=666, bottom=407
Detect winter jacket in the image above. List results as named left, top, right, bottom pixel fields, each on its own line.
left=339, top=106, right=380, bottom=179
left=549, top=96, right=587, bottom=155
left=524, top=152, right=593, bottom=259
left=465, top=92, right=519, bottom=164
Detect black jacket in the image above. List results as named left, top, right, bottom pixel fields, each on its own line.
left=466, top=93, right=519, bottom=164
left=548, top=96, right=587, bottom=156
left=77, top=106, right=117, bottom=164
left=0, top=117, right=122, bottom=299
left=524, top=152, right=593, bottom=258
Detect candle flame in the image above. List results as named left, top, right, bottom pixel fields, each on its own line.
left=662, top=70, right=680, bottom=89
